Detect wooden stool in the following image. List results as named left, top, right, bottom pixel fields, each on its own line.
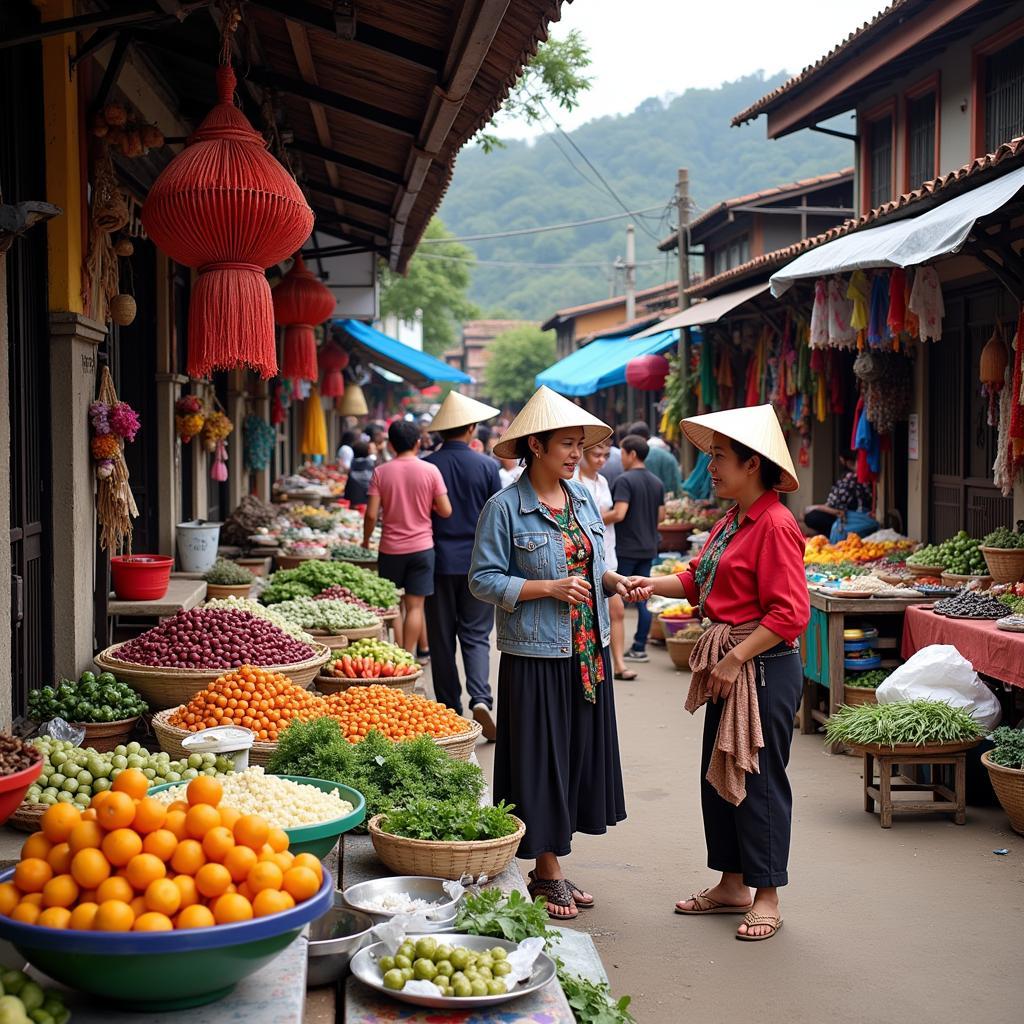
left=863, top=749, right=967, bottom=828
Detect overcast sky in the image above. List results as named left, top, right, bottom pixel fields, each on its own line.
left=494, top=0, right=887, bottom=138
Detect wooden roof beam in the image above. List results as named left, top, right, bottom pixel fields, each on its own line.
left=305, top=181, right=392, bottom=216
left=288, top=138, right=403, bottom=186
left=309, top=204, right=387, bottom=241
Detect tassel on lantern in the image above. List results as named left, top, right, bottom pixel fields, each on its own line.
left=300, top=385, right=328, bottom=457
left=141, top=66, right=313, bottom=379
left=318, top=341, right=349, bottom=398
left=273, top=256, right=336, bottom=382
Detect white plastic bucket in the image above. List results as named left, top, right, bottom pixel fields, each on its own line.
left=176, top=519, right=222, bottom=573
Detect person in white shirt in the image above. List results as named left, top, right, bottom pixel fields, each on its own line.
left=498, top=456, right=523, bottom=489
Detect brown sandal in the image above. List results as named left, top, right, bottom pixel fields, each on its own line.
left=527, top=876, right=578, bottom=920
left=736, top=910, right=783, bottom=941
left=674, top=888, right=753, bottom=915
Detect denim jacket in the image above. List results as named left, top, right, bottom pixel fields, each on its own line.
left=469, top=473, right=612, bottom=657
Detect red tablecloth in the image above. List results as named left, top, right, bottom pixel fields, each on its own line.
left=901, top=604, right=1024, bottom=689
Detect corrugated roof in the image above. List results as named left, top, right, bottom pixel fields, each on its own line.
left=540, top=281, right=677, bottom=330
left=687, top=134, right=1024, bottom=297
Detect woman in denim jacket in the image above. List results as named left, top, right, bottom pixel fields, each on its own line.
left=470, top=387, right=630, bottom=920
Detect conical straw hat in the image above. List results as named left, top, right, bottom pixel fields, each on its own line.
left=681, top=404, right=799, bottom=492
left=493, top=385, right=611, bottom=459
left=428, top=391, right=500, bottom=433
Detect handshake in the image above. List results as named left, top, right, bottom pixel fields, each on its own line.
left=607, top=573, right=654, bottom=603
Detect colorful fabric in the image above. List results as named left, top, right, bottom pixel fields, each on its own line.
left=847, top=270, right=871, bottom=332
left=887, top=267, right=907, bottom=335
left=809, top=278, right=828, bottom=348
left=908, top=265, right=944, bottom=342
left=541, top=500, right=605, bottom=702
left=867, top=273, right=891, bottom=347
left=826, top=471, right=873, bottom=512
left=693, top=512, right=739, bottom=616
left=828, top=276, right=857, bottom=347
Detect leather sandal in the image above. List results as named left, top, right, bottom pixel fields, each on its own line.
left=526, top=876, right=578, bottom=920
left=530, top=871, right=595, bottom=909
left=674, top=888, right=753, bottom=915
left=736, top=910, right=783, bottom=941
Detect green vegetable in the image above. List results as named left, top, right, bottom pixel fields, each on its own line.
left=556, top=964, right=636, bottom=1024
left=805, top=562, right=870, bottom=578
left=844, top=668, right=892, bottom=689
left=27, top=671, right=147, bottom=723
left=203, top=558, right=255, bottom=585
left=981, top=523, right=1024, bottom=549
left=261, top=560, right=398, bottom=608
left=331, top=638, right=416, bottom=668
left=272, top=596, right=378, bottom=632
left=456, top=888, right=556, bottom=944
left=332, top=543, right=377, bottom=561
left=988, top=725, right=1024, bottom=770
left=381, top=798, right=518, bottom=842
left=825, top=700, right=983, bottom=748
left=907, top=531, right=987, bottom=574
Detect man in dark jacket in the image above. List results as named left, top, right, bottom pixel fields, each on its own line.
left=423, top=391, right=503, bottom=738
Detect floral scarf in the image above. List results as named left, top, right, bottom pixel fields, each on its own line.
left=693, top=511, right=739, bottom=616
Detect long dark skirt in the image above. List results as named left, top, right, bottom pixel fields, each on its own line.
left=493, top=648, right=626, bottom=860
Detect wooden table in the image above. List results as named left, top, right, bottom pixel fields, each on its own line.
left=862, top=747, right=968, bottom=828
left=106, top=578, right=206, bottom=644
left=801, top=590, right=939, bottom=750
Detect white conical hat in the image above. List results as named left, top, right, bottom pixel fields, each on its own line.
left=493, top=386, right=611, bottom=459
left=681, top=404, right=799, bottom=492
left=428, top=391, right=500, bottom=433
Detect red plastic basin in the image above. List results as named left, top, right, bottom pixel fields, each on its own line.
left=110, top=554, right=173, bottom=601
left=0, top=757, right=43, bottom=824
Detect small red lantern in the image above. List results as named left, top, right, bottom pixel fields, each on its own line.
left=318, top=340, right=350, bottom=398
left=273, top=255, right=336, bottom=382
left=626, top=353, right=671, bottom=391
left=141, top=66, right=313, bottom=379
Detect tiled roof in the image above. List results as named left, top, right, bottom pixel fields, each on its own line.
left=658, top=168, right=854, bottom=250
left=540, top=281, right=677, bottom=330
left=730, top=0, right=919, bottom=126
left=687, top=135, right=1024, bottom=297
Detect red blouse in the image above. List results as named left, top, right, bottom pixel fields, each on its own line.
left=677, top=491, right=810, bottom=643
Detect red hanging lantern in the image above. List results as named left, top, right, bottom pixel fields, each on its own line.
left=141, top=66, right=313, bottom=379
left=318, top=341, right=350, bottom=398
left=273, top=255, right=336, bottom=382
left=626, top=354, right=670, bottom=391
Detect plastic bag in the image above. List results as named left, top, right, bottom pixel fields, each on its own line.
left=829, top=509, right=880, bottom=543
left=40, top=717, right=87, bottom=747
left=875, top=644, right=1002, bottom=729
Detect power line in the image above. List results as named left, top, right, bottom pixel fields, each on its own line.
left=417, top=205, right=664, bottom=244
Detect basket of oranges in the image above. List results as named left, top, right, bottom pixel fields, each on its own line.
left=0, top=769, right=332, bottom=1009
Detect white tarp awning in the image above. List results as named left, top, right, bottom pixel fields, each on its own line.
left=632, top=281, right=770, bottom=338
left=770, top=164, right=1024, bottom=296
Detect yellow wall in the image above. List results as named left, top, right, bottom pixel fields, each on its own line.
left=574, top=304, right=628, bottom=337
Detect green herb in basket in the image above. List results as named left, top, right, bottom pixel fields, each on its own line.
left=825, top=700, right=983, bottom=748
left=844, top=668, right=892, bottom=689
left=381, top=798, right=519, bottom=842
left=203, top=558, right=255, bottom=585
left=988, top=726, right=1024, bottom=770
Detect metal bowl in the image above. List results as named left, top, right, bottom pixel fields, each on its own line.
left=341, top=876, right=462, bottom=929
left=351, top=933, right=557, bottom=1009
left=306, top=897, right=376, bottom=988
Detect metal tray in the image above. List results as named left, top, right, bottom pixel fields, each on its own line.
left=350, top=933, right=557, bottom=1010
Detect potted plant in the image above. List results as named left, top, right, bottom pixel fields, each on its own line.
left=203, top=557, right=255, bottom=599
left=980, top=523, right=1024, bottom=583
left=981, top=726, right=1024, bottom=835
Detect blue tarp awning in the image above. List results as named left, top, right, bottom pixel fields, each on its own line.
left=337, top=319, right=472, bottom=387
left=535, top=329, right=680, bottom=397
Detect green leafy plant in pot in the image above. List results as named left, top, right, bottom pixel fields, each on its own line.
left=203, top=557, right=255, bottom=600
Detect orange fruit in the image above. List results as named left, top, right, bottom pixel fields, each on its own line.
left=144, top=878, right=181, bottom=916
left=164, top=809, right=188, bottom=841
left=81, top=808, right=98, bottom=822
left=41, top=874, right=79, bottom=909
left=97, top=791, right=136, bottom=831
left=41, top=803, right=81, bottom=844
left=292, top=853, right=323, bottom=883
left=38, top=906, right=72, bottom=929
left=176, top=904, right=215, bottom=929
left=111, top=768, right=149, bottom=800
left=46, top=842, right=73, bottom=875
left=94, top=899, right=135, bottom=931
left=0, top=883, right=21, bottom=916
left=21, top=832, right=53, bottom=861
left=11, top=902, right=41, bottom=925
left=185, top=804, right=220, bottom=840
left=69, top=901, right=100, bottom=930
left=186, top=776, right=222, bottom=807
left=167, top=800, right=189, bottom=813
left=268, top=852, right=295, bottom=875
left=79, top=888, right=97, bottom=903
left=95, top=875, right=134, bottom=904
left=172, top=874, right=200, bottom=910
left=133, top=912, right=173, bottom=932
left=68, top=820, right=105, bottom=854
left=251, top=888, right=292, bottom=918
left=170, top=839, right=206, bottom=876
left=195, top=863, right=231, bottom=899
left=125, top=853, right=166, bottom=891
left=101, top=827, right=143, bottom=867
left=142, top=829, right=178, bottom=862
left=266, top=828, right=288, bottom=853
left=282, top=866, right=319, bottom=902
left=201, top=826, right=235, bottom=863
left=14, top=858, right=53, bottom=894
left=222, top=845, right=258, bottom=883
left=246, top=861, right=283, bottom=895
left=233, top=815, right=269, bottom=851
left=236, top=882, right=254, bottom=901
left=90, top=790, right=113, bottom=809
left=70, top=848, right=112, bottom=889
left=132, top=797, right=167, bottom=834
left=213, top=892, right=253, bottom=924
left=130, top=895, right=148, bottom=919
left=217, top=806, right=240, bottom=830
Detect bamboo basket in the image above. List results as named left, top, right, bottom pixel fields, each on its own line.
left=314, top=669, right=421, bottom=695
left=842, top=685, right=878, bottom=707
left=982, top=751, right=1024, bottom=834
left=429, top=719, right=482, bottom=761
left=845, top=738, right=982, bottom=757
left=367, top=813, right=524, bottom=880
left=306, top=630, right=350, bottom=651
left=337, top=622, right=383, bottom=641
left=204, top=582, right=254, bottom=600
left=980, top=546, right=1024, bottom=584
left=649, top=615, right=665, bottom=642
left=666, top=635, right=699, bottom=671
left=940, top=572, right=992, bottom=589
left=94, top=643, right=331, bottom=710
left=151, top=708, right=278, bottom=766
left=71, top=716, right=142, bottom=753
left=905, top=564, right=946, bottom=578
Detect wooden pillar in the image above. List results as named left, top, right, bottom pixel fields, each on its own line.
left=227, top=369, right=246, bottom=510
left=906, top=345, right=929, bottom=539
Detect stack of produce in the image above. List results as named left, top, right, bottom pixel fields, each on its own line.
left=331, top=543, right=376, bottom=561
left=28, top=670, right=147, bottom=724
left=267, top=719, right=485, bottom=822
left=907, top=532, right=987, bottom=575
left=932, top=591, right=1007, bottom=619
left=167, top=668, right=327, bottom=741
left=202, top=558, right=255, bottom=586
left=659, top=601, right=695, bottom=619
left=271, top=597, right=378, bottom=634
left=825, top=700, right=983, bottom=748
left=374, top=935, right=518, bottom=999
left=0, top=736, right=42, bottom=778
left=997, top=583, right=1024, bottom=614
left=281, top=539, right=329, bottom=558
left=24, top=737, right=232, bottom=810
left=836, top=576, right=918, bottom=595
left=661, top=498, right=724, bottom=531
left=0, top=969, right=68, bottom=1024
left=844, top=668, right=891, bottom=689
left=114, top=608, right=317, bottom=669
left=301, top=511, right=337, bottom=533
left=981, top=525, right=1024, bottom=549
left=261, top=560, right=398, bottom=609
left=804, top=534, right=916, bottom=566
left=1, top=772, right=325, bottom=932
left=325, top=639, right=419, bottom=680
left=201, top=597, right=314, bottom=641
left=805, top=561, right=870, bottom=579
left=312, top=584, right=391, bottom=615
left=322, top=686, right=471, bottom=742
left=652, top=558, right=687, bottom=577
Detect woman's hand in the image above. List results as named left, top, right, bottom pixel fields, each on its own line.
left=708, top=650, right=742, bottom=703
left=601, top=571, right=629, bottom=597
left=622, top=576, right=654, bottom=602
left=547, top=576, right=593, bottom=606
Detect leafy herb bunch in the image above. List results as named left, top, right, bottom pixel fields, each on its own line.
left=989, top=725, right=1024, bottom=770
left=381, top=798, right=519, bottom=842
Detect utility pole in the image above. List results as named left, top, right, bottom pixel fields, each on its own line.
left=624, top=223, right=636, bottom=423
left=676, top=168, right=694, bottom=474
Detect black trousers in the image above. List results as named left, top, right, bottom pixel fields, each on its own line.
left=424, top=574, right=495, bottom=714
left=804, top=508, right=838, bottom=537
left=701, top=645, right=804, bottom=888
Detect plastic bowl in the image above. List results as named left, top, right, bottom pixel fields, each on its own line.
left=110, top=554, right=173, bottom=601
left=0, top=864, right=333, bottom=1009
left=0, top=759, right=43, bottom=825
left=148, top=775, right=365, bottom=859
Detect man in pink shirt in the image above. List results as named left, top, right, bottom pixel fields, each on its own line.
left=363, top=420, right=452, bottom=654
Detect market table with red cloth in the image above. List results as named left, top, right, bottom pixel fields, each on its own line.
left=901, top=604, right=1024, bottom=689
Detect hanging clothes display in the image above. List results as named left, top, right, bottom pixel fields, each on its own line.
left=698, top=336, right=718, bottom=411
left=908, top=265, right=944, bottom=342
left=903, top=269, right=919, bottom=339
left=887, top=268, right=906, bottom=336
left=827, top=276, right=857, bottom=347
left=846, top=270, right=871, bottom=346
left=852, top=397, right=880, bottom=483
left=867, top=273, right=891, bottom=347
left=809, top=278, right=829, bottom=347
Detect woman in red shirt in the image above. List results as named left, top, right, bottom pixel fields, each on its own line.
left=626, top=405, right=809, bottom=942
